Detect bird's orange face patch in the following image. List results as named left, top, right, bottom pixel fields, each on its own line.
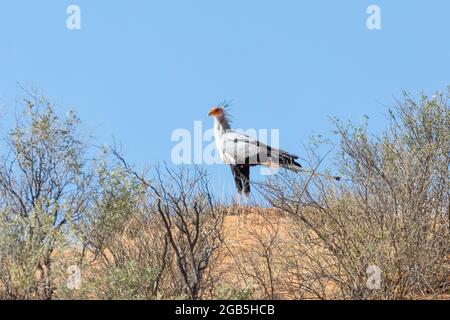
left=208, top=107, right=223, bottom=117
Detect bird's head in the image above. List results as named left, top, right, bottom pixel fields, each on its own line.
left=207, top=106, right=225, bottom=120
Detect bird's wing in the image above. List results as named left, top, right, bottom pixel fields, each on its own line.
left=219, top=131, right=294, bottom=166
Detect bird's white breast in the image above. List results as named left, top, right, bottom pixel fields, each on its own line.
left=214, top=119, right=235, bottom=164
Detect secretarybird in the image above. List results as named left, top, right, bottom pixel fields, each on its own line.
left=208, top=104, right=302, bottom=206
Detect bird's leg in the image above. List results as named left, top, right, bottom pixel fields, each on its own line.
left=241, top=165, right=251, bottom=210
left=236, top=192, right=244, bottom=226
left=231, top=165, right=243, bottom=211
left=244, top=193, right=250, bottom=208
left=238, top=192, right=250, bottom=225
left=236, top=192, right=242, bottom=208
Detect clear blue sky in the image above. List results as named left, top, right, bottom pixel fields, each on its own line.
left=1, top=1, right=450, bottom=199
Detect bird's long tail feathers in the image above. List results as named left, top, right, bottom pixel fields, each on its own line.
left=262, top=152, right=340, bottom=181
left=262, top=150, right=341, bottom=181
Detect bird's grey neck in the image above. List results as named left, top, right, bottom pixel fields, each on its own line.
left=215, top=117, right=231, bottom=132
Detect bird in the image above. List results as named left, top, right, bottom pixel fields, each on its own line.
left=208, top=104, right=302, bottom=206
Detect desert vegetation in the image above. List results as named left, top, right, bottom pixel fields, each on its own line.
left=0, top=89, right=449, bottom=300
